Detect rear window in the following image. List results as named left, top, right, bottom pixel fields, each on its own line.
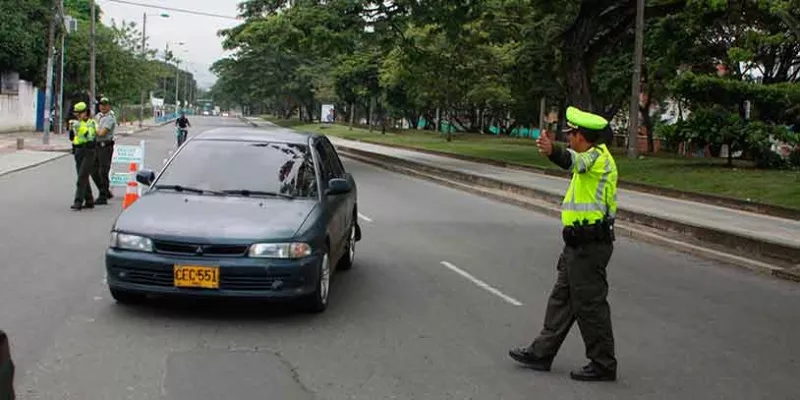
left=156, top=140, right=318, bottom=198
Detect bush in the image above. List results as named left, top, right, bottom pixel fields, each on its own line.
left=789, top=149, right=800, bottom=168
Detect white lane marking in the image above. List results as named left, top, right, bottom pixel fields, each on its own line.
left=358, top=213, right=373, bottom=222
left=440, top=261, right=523, bottom=306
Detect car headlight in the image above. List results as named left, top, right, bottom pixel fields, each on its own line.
left=249, top=242, right=312, bottom=259
left=110, top=232, right=153, bottom=252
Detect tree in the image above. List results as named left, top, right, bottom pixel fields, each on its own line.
left=0, top=0, right=52, bottom=84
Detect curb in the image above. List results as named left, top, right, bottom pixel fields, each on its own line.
left=337, top=147, right=800, bottom=283
left=0, top=152, right=71, bottom=178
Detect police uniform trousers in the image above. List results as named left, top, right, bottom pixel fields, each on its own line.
left=73, top=143, right=97, bottom=206
left=530, top=240, right=617, bottom=373
left=91, top=140, right=114, bottom=199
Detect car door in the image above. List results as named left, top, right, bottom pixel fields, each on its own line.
left=322, top=138, right=356, bottom=235
left=314, top=139, right=346, bottom=261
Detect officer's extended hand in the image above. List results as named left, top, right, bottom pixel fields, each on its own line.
left=537, top=132, right=553, bottom=156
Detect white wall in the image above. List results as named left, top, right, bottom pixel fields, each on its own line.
left=0, top=79, right=38, bottom=133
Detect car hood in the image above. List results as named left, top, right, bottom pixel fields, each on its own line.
left=113, top=192, right=318, bottom=242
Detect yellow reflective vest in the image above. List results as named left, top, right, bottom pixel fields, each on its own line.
left=71, top=119, right=97, bottom=146
left=561, top=144, right=618, bottom=227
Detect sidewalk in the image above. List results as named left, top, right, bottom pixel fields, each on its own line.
left=0, top=117, right=172, bottom=177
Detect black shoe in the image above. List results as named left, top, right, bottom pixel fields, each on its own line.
left=95, top=197, right=108, bottom=205
left=570, top=363, right=616, bottom=382
left=71, top=203, right=84, bottom=210
left=106, top=192, right=114, bottom=199
left=508, top=347, right=553, bottom=371
left=83, top=202, right=95, bottom=209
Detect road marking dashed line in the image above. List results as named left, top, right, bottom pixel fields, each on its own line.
left=440, top=261, right=523, bottom=306
left=358, top=213, right=373, bottom=222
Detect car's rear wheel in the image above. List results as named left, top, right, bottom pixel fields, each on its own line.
left=337, top=221, right=357, bottom=271
left=109, top=288, right=145, bottom=305
left=303, top=249, right=331, bottom=313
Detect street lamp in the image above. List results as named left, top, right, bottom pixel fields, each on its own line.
left=139, top=11, right=170, bottom=128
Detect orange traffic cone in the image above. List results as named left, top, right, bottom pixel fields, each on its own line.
left=122, top=162, right=139, bottom=209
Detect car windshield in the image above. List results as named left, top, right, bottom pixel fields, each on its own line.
left=155, top=140, right=318, bottom=198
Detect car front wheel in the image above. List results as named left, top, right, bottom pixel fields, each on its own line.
left=337, top=221, right=357, bottom=271
left=303, top=249, right=331, bottom=313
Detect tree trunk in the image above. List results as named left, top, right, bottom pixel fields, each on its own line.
left=562, top=51, right=593, bottom=111
left=368, top=96, right=375, bottom=132
left=349, top=102, right=355, bottom=130
left=641, top=87, right=654, bottom=153
left=446, top=109, right=452, bottom=142
left=435, top=107, right=441, bottom=133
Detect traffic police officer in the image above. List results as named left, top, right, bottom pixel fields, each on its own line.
left=509, top=106, right=618, bottom=382
left=71, top=102, right=98, bottom=210
left=91, top=97, right=116, bottom=204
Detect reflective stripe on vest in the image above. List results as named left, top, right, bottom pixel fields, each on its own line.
left=72, top=119, right=97, bottom=145
left=561, top=144, right=618, bottom=226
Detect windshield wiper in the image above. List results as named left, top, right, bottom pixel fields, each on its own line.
left=153, top=185, right=220, bottom=195
left=221, top=189, right=294, bottom=199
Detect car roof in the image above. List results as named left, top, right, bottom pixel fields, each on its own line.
left=193, top=126, right=316, bottom=145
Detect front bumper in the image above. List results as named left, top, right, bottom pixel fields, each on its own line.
left=105, top=248, right=321, bottom=299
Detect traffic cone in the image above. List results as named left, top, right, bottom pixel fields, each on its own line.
left=122, top=162, right=139, bottom=209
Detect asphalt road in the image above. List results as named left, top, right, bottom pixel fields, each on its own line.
left=0, top=117, right=798, bottom=399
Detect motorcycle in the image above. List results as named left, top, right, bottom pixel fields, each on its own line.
left=176, top=127, right=188, bottom=147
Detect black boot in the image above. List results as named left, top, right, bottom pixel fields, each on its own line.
left=508, top=347, right=553, bottom=371
left=70, top=202, right=83, bottom=210
left=95, top=197, right=108, bottom=205
left=570, top=363, right=616, bottom=382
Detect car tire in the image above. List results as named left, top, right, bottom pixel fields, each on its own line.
left=109, top=288, right=145, bottom=305
left=303, top=248, right=331, bottom=313
left=337, top=221, right=357, bottom=271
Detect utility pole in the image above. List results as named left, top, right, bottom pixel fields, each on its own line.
left=89, top=0, right=96, bottom=117
left=175, top=60, right=180, bottom=113
left=42, top=4, right=58, bottom=145
left=627, top=0, right=644, bottom=159
left=139, top=12, right=147, bottom=128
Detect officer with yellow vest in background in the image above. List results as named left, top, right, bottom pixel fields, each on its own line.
left=71, top=102, right=98, bottom=210
left=509, top=106, right=618, bottom=382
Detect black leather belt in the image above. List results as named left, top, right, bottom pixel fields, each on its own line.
left=97, top=141, right=114, bottom=148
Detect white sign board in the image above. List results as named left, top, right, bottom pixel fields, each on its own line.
left=321, top=104, right=335, bottom=123
left=109, top=140, right=146, bottom=192
left=112, top=144, right=144, bottom=165
left=110, top=172, right=132, bottom=187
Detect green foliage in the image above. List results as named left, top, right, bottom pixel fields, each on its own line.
left=0, top=0, right=51, bottom=83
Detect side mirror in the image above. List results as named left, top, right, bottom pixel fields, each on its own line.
left=135, top=169, right=156, bottom=186
left=325, top=178, right=351, bottom=196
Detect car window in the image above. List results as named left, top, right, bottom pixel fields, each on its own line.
left=321, top=138, right=345, bottom=177
left=314, top=141, right=334, bottom=183
left=156, top=140, right=317, bottom=198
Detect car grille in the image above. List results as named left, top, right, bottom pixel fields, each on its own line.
left=152, top=240, right=249, bottom=257
left=110, top=267, right=298, bottom=291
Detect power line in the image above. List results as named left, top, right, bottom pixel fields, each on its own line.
left=104, top=0, right=240, bottom=20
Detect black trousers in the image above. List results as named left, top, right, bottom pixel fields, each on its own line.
left=73, top=145, right=97, bottom=205
left=0, top=330, right=14, bottom=400
left=530, top=241, right=617, bottom=372
left=91, top=141, right=114, bottom=199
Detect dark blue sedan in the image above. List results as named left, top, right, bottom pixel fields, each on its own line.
left=105, top=127, right=361, bottom=313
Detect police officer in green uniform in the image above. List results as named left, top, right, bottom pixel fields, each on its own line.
left=91, top=97, right=116, bottom=204
left=71, top=102, right=98, bottom=210
left=509, top=106, right=618, bottom=382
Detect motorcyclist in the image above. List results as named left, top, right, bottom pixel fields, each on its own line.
left=175, top=112, right=191, bottom=146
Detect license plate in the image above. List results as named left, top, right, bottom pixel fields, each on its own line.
left=173, top=265, right=220, bottom=289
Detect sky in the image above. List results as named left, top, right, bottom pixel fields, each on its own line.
left=98, top=0, right=243, bottom=89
